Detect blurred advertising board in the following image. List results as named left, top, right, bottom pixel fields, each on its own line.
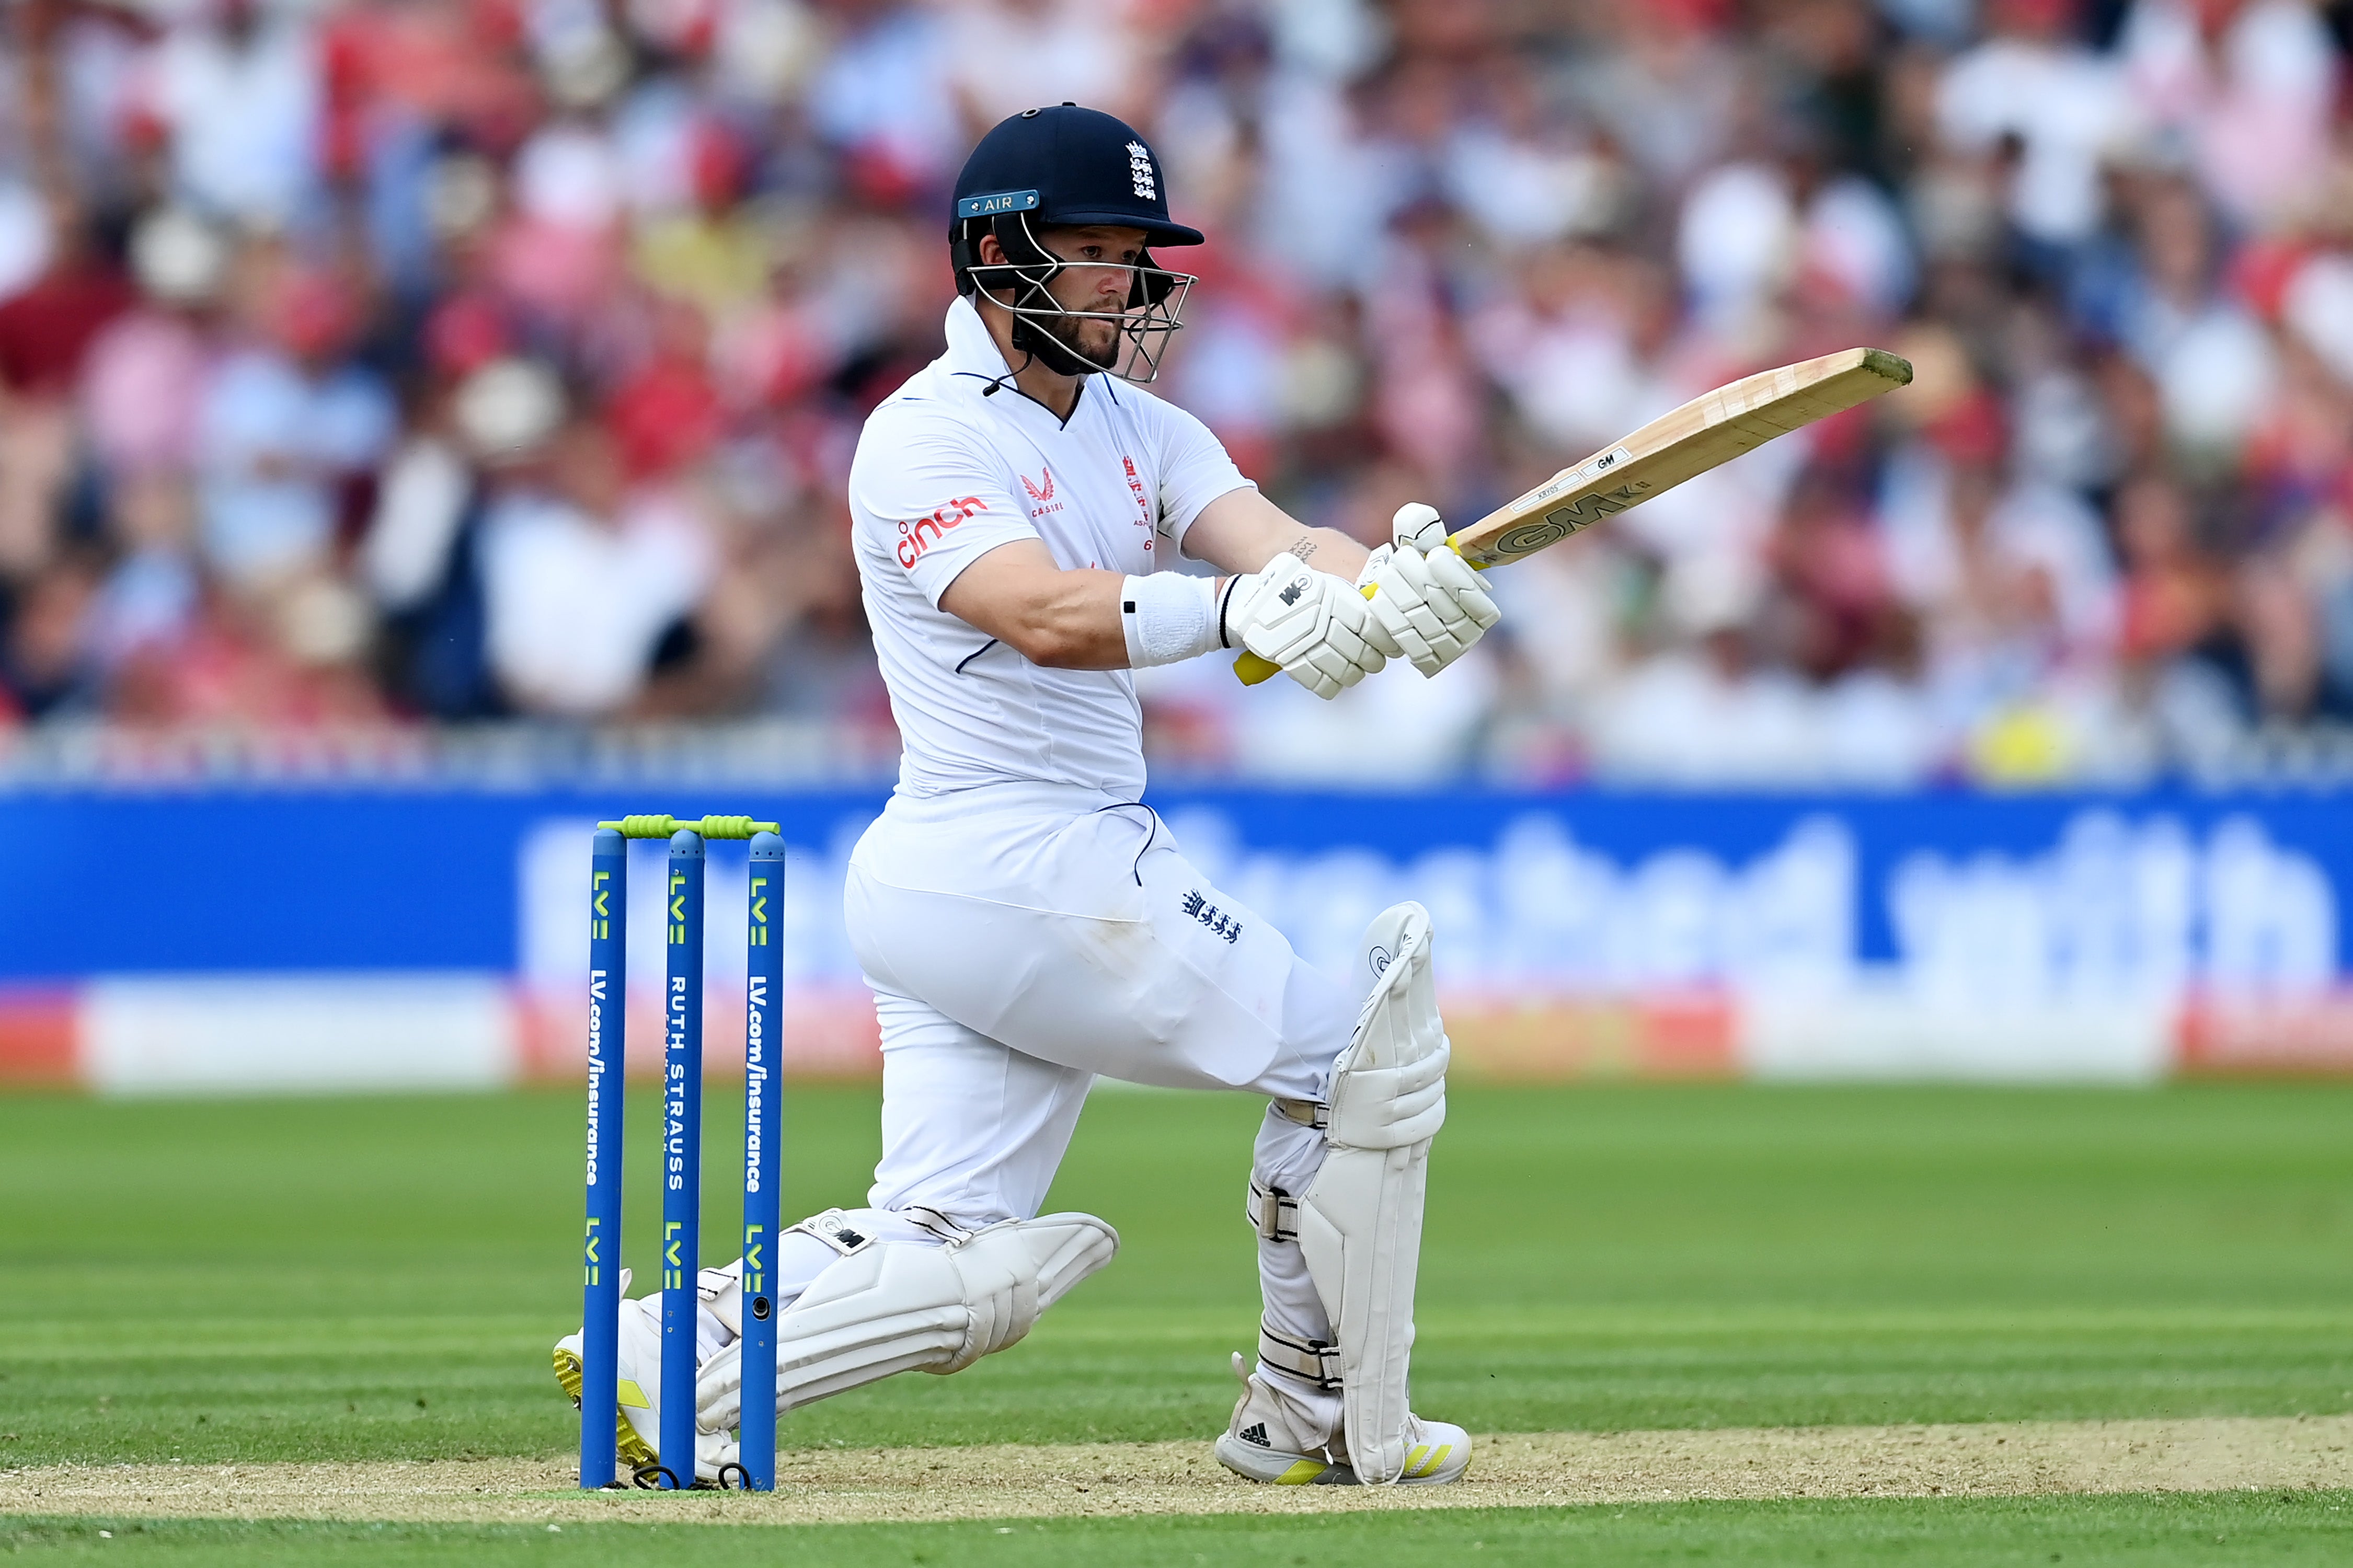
left=0, top=786, right=2345, bottom=1092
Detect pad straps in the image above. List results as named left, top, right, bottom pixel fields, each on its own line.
left=1257, top=1318, right=1344, bottom=1392
left=1246, top=1177, right=1300, bottom=1243
left=1250, top=1096, right=1326, bottom=1244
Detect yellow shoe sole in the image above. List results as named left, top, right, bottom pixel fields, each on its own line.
left=553, top=1345, right=658, bottom=1471
left=1213, top=1432, right=1359, bottom=1485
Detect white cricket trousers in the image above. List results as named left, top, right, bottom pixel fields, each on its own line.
left=798, top=781, right=1352, bottom=1402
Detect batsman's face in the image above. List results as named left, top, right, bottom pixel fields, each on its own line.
left=1050, top=226, right=1145, bottom=368
left=984, top=224, right=1149, bottom=370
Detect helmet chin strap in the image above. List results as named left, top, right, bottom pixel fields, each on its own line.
left=969, top=305, right=1096, bottom=397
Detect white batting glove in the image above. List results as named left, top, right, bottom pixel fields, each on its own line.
left=1357, top=503, right=1502, bottom=677
left=1222, top=554, right=1386, bottom=699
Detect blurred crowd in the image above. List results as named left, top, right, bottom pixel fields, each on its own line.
left=1, top=0, right=2350, bottom=786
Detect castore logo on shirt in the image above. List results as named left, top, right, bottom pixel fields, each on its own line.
left=1020, top=467, right=1063, bottom=516
left=896, top=496, right=989, bottom=569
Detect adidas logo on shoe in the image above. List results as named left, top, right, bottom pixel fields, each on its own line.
left=1239, top=1423, right=1270, bottom=1449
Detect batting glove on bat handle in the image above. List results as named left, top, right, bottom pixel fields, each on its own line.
left=1236, top=508, right=1493, bottom=684
left=1235, top=503, right=1467, bottom=685
left=1234, top=579, right=1378, bottom=686
left=1223, top=556, right=1385, bottom=697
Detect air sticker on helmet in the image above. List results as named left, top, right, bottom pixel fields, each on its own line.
left=956, top=190, right=1041, bottom=220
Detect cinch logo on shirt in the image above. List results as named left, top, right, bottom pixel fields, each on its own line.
left=897, top=497, right=988, bottom=569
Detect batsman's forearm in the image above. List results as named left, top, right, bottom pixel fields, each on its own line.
left=1185, top=488, right=1371, bottom=582
left=941, top=556, right=1132, bottom=670
left=1279, top=526, right=1371, bottom=582
left=995, top=568, right=1132, bottom=670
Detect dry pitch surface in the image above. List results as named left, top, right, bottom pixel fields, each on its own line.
left=4, top=1416, right=2347, bottom=1528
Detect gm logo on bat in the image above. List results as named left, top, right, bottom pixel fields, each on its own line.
left=1490, top=445, right=1641, bottom=559
left=1496, top=477, right=1653, bottom=558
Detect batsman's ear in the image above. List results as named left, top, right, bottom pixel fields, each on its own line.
left=1392, top=502, right=1447, bottom=553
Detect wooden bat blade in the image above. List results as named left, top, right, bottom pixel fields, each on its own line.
left=1232, top=345, right=1911, bottom=685
left=1450, top=346, right=1912, bottom=568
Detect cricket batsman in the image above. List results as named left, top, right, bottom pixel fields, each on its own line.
left=558, top=104, right=1500, bottom=1488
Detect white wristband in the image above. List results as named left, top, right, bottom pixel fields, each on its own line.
left=1119, top=572, right=1222, bottom=668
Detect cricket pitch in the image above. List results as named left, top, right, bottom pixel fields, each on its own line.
left=4, top=1415, right=2347, bottom=1527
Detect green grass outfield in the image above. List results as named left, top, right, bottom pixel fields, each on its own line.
left=6, top=1492, right=2352, bottom=1566
left=2, top=1082, right=2350, bottom=1562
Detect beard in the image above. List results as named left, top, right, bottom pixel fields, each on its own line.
left=1036, top=309, right=1122, bottom=372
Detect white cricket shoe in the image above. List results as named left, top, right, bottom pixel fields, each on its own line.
left=1385, top=1415, right=1474, bottom=1483
left=554, top=1273, right=731, bottom=1486
left=1215, top=1355, right=1355, bottom=1485
left=1212, top=1354, right=1472, bottom=1486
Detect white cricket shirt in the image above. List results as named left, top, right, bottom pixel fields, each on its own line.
left=848, top=297, right=1252, bottom=798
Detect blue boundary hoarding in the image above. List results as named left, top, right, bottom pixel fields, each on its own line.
left=0, top=785, right=2346, bottom=982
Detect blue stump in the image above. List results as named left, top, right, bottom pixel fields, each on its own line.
left=738, top=831, right=786, bottom=1488
left=658, top=829, right=705, bottom=1486
left=580, top=827, right=628, bottom=1489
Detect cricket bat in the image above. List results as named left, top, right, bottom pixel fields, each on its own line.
left=1234, top=345, right=1913, bottom=684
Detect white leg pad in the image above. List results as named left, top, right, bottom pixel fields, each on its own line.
left=694, top=1209, right=1118, bottom=1434
left=1296, top=901, right=1449, bottom=1485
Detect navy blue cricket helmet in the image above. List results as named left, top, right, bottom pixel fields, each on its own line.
left=951, top=104, right=1203, bottom=249
left=949, top=105, right=1201, bottom=382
